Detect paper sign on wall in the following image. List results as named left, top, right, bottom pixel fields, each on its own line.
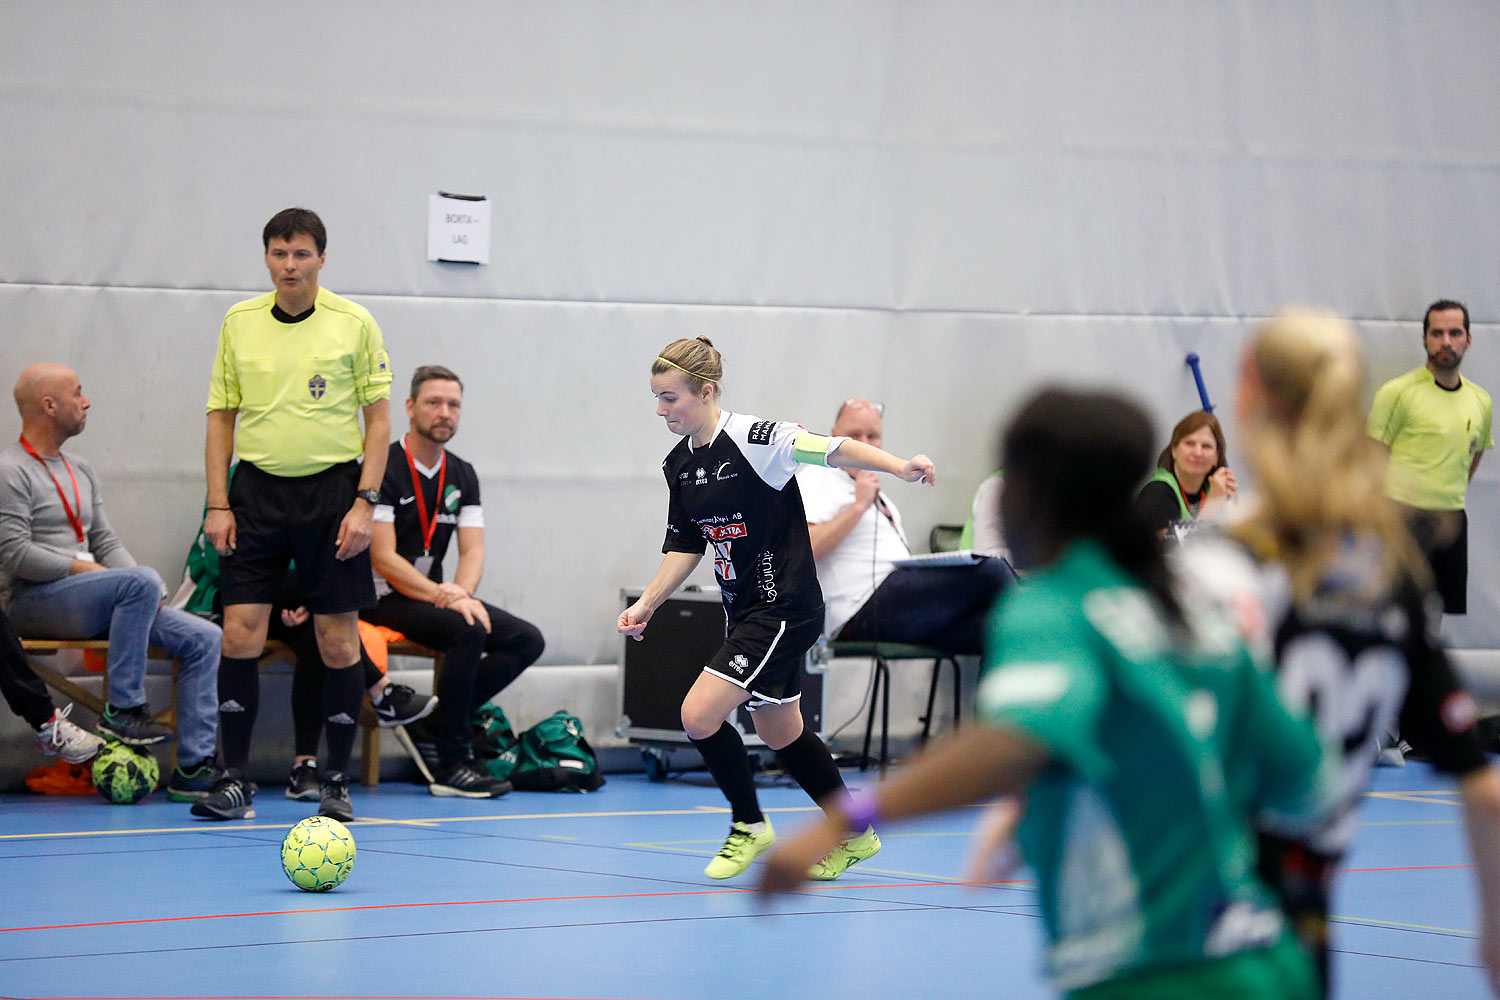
left=427, top=192, right=490, bottom=264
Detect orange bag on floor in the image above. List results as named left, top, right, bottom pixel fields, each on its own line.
left=25, top=759, right=96, bottom=795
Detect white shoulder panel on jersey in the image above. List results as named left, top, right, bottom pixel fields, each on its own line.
left=720, top=412, right=801, bottom=489
left=1172, top=533, right=1281, bottom=663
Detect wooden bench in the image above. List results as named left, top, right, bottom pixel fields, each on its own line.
left=21, top=638, right=443, bottom=787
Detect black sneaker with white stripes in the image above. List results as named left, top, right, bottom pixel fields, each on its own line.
left=190, top=769, right=255, bottom=820
left=318, top=771, right=354, bottom=822
left=430, top=758, right=511, bottom=798
left=372, top=683, right=438, bottom=728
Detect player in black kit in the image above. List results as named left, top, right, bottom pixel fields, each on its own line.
left=619, top=337, right=936, bottom=880
left=1184, top=310, right=1500, bottom=996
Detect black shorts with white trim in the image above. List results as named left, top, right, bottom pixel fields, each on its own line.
left=704, top=612, right=823, bottom=708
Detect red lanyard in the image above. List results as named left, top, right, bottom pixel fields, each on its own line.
left=402, top=435, right=446, bottom=556
left=18, top=436, right=85, bottom=543
left=1179, top=480, right=1206, bottom=514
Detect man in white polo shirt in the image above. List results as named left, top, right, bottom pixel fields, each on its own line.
left=795, top=398, right=1009, bottom=653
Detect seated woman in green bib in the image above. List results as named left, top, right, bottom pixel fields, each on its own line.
left=759, top=386, right=1325, bottom=1000
left=1135, top=410, right=1237, bottom=541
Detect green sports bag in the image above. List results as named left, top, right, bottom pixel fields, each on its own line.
left=510, top=711, right=605, bottom=792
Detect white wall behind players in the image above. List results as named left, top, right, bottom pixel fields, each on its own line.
left=2, top=1, right=1498, bottom=658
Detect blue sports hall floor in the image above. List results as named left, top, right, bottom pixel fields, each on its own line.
left=1, top=758, right=1493, bottom=1000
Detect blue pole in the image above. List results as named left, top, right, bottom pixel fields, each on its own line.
left=1185, top=353, right=1214, bottom=412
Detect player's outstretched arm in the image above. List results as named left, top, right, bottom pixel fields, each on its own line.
left=827, top=438, right=936, bottom=485
left=618, top=551, right=704, bottom=641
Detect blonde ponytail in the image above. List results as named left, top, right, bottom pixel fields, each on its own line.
left=1233, top=310, right=1429, bottom=602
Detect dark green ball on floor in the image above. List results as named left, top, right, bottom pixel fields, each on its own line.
left=91, top=741, right=159, bottom=804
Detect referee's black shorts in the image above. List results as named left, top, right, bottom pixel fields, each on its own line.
left=219, top=460, right=376, bottom=615
left=1403, top=506, right=1468, bottom=615
left=704, top=612, right=823, bottom=709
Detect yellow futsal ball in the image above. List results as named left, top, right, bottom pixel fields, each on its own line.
left=281, top=815, right=356, bottom=892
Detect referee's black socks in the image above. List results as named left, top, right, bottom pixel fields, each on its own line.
left=322, top=661, right=364, bottom=776
left=690, top=722, right=764, bottom=825
left=773, top=729, right=845, bottom=811
left=217, top=655, right=260, bottom=771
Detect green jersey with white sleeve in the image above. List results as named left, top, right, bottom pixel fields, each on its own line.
left=977, top=540, right=1322, bottom=995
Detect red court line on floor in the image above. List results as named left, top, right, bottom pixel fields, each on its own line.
left=0, top=879, right=1019, bottom=934
left=6, top=865, right=1455, bottom=936
left=1340, top=864, right=1473, bottom=873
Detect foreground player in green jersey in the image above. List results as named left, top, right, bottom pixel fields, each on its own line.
left=760, top=387, right=1325, bottom=1000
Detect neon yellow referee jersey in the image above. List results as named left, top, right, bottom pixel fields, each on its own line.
left=1368, top=366, right=1492, bottom=510
left=207, top=287, right=392, bottom=477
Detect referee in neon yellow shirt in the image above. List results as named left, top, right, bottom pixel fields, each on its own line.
left=196, top=208, right=393, bottom=821
left=1369, top=299, right=1492, bottom=615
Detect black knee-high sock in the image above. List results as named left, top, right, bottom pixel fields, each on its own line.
left=290, top=655, right=324, bottom=759
left=322, top=662, right=364, bottom=776
left=689, top=722, right=764, bottom=825
left=774, top=729, right=846, bottom=813
left=217, top=655, right=260, bottom=771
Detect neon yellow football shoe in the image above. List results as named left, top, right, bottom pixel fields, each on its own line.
left=703, top=819, right=776, bottom=880
left=808, top=827, right=881, bottom=880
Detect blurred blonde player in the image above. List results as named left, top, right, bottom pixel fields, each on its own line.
left=1194, top=310, right=1500, bottom=995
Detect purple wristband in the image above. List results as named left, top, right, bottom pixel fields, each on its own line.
left=838, top=787, right=880, bottom=833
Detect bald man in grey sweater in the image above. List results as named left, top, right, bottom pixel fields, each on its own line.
left=0, top=364, right=222, bottom=801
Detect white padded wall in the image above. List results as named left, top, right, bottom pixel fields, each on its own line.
left=3, top=1, right=1499, bottom=656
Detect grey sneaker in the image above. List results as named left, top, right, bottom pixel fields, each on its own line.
left=285, top=760, right=320, bottom=801
left=318, top=771, right=354, bottom=822
left=1378, top=738, right=1411, bottom=768
left=35, top=704, right=105, bottom=763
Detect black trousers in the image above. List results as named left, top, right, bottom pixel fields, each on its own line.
left=0, top=606, right=57, bottom=729
left=362, top=594, right=544, bottom=765
left=837, top=556, right=1012, bottom=655
left=1402, top=506, right=1467, bottom=615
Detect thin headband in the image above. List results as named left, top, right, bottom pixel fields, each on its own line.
left=655, top=356, right=718, bottom=384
